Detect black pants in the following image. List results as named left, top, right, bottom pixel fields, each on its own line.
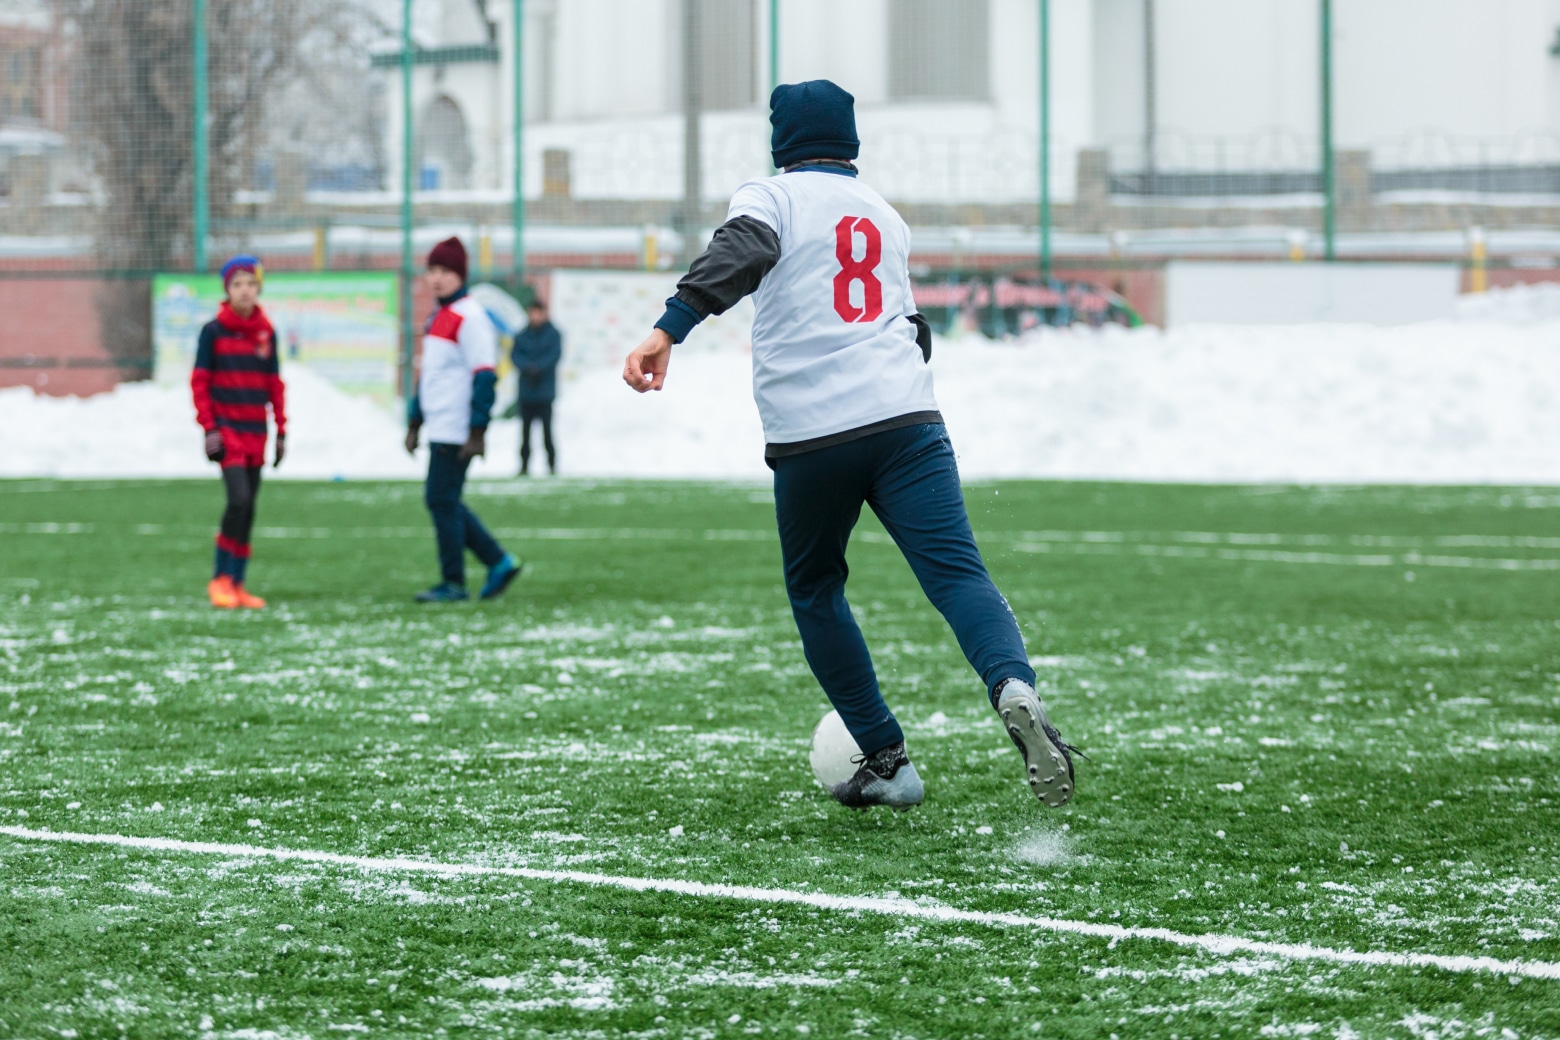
left=519, top=401, right=556, bottom=472
left=425, top=443, right=506, bottom=585
left=215, top=466, right=262, bottom=582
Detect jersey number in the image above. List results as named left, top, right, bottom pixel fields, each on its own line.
left=833, top=216, right=883, bottom=323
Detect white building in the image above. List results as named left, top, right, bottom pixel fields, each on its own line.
left=381, top=0, right=1560, bottom=207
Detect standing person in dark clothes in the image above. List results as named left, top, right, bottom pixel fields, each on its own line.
left=511, top=298, right=561, bottom=475
left=191, top=255, right=285, bottom=610
left=405, top=236, right=523, bottom=603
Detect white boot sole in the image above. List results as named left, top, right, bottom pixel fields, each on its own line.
left=997, top=688, right=1074, bottom=807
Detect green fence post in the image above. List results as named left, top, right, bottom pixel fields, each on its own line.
left=1321, top=0, right=1335, bottom=261
left=400, top=0, right=415, bottom=403
left=768, top=0, right=779, bottom=172
left=1039, top=0, right=1051, bottom=280
left=513, top=0, right=525, bottom=279
left=769, top=0, right=779, bottom=96
left=192, top=0, right=208, bottom=272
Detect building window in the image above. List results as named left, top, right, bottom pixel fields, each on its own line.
left=416, top=96, right=473, bottom=190
left=888, top=0, right=989, bottom=101
left=694, top=0, right=756, bottom=111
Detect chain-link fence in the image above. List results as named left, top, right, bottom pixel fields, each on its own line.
left=7, top=0, right=1560, bottom=393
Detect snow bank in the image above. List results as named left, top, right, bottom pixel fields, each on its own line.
left=1453, top=281, right=1560, bottom=325
left=0, top=365, right=422, bottom=481
left=932, top=322, right=1559, bottom=484
left=3, top=317, right=1558, bottom=484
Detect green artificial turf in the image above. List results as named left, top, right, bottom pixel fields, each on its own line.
left=1, top=477, right=1557, bottom=1039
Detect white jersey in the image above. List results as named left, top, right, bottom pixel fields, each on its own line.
left=728, top=170, right=936, bottom=446
left=418, top=294, right=498, bottom=444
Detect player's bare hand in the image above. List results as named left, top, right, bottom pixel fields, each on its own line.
left=623, top=330, right=673, bottom=393
left=404, top=424, right=420, bottom=455
left=458, top=428, right=487, bottom=461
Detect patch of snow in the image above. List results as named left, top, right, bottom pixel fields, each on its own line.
left=1012, top=829, right=1075, bottom=867
left=5, top=319, right=1560, bottom=482
left=1454, top=282, right=1560, bottom=325
left=682, top=970, right=841, bottom=989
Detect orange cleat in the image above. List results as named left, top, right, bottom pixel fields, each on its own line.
left=208, top=575, right=239, bottom=609
left=232, top=584, right=267, bottom=609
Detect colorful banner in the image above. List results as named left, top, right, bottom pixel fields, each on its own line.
left=153, top=272, right=399, bottom=406
left=912, top=276, right=1141, bottom=336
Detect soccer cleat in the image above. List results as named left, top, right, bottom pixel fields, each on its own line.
left=415, top=582, right=470, bottom=603
left=830, top=741, right=925, bottom=811
left=207, top=575, right=239, bottom=609
left=480, top=554, right=523, bottom=600
left=994, top=679, right=1078, bottom=807
left=232, top=584, right=266, bottom=609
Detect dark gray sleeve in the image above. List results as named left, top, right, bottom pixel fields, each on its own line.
left=672, top=216, right=782, bottom=318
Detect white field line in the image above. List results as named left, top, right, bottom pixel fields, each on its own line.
left=3, top=826, right=1558, bottom=982
left=1007, top=540, right=1560, bottom=571
left=5, top=522, right=1559, bottom=571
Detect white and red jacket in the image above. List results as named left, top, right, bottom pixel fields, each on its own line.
left=410, top=289, right=499, bottom=445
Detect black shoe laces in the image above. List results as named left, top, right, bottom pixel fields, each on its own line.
left=1042, top=721, right=1090, bottom=763
left=850, top=744, right=908, bottom=779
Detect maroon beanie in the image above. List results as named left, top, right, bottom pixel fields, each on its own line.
left=427, top=236, right=467, bottom=281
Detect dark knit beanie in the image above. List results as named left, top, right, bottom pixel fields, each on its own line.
left=770, top=80, right=859, bottom=169
left=428, top=236, right=468, bottom=281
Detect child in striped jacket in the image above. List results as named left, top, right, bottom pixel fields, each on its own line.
left=191, top=255, right=286, bottom=609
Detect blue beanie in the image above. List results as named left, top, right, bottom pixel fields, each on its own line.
left=770, top=80, right=859, bottom=169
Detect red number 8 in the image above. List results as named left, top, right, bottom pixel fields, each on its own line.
left=833, top=216, right=883, bottom=323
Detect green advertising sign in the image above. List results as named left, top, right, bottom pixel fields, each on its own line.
left=154, top=272, right=400, bottom=407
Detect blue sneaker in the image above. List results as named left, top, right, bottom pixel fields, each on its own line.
left=480, top=554, right=523, bottom=600
left=415, top=581, right=469, bottom=603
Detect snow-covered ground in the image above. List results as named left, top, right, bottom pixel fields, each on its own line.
left=3, top=286, right=1558, bottom=484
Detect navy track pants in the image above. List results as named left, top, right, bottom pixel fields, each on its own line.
left=772, top=422, right=1035, bottom=755
left=425, top=442, right=506, bottom=585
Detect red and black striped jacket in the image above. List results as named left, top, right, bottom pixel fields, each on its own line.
left=191, top=302, right=287, bottom=456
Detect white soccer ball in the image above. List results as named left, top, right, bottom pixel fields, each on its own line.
left=809, top=709, right=863, bottom=790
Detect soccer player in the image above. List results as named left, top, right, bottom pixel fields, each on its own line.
left=192, top=255, right=285, bottom=610
left=511, top=298, right=561, bottom=476
left=623, top=81, right=1079, bottom=811
left=404, top=236, right=522, bottom=603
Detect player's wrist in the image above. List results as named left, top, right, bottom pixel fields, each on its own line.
left=652, top=300, right=699, bottom=344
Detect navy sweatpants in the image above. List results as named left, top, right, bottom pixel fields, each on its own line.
left=425, top=443, right=506, bottom=585
left=772, top=422, right=1036, bottom=755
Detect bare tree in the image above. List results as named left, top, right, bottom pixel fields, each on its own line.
left=68, top=0, right=194, bottom=274
left=59, top=0, right=386, bottom=373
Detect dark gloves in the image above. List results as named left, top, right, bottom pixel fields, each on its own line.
left=204, top=429, right=225, bottom=463
left=273, top=434, right=286, bottom=469
left=459, top=427, right=487, bottom=461
left=405, top=421, right=421, bottom=455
